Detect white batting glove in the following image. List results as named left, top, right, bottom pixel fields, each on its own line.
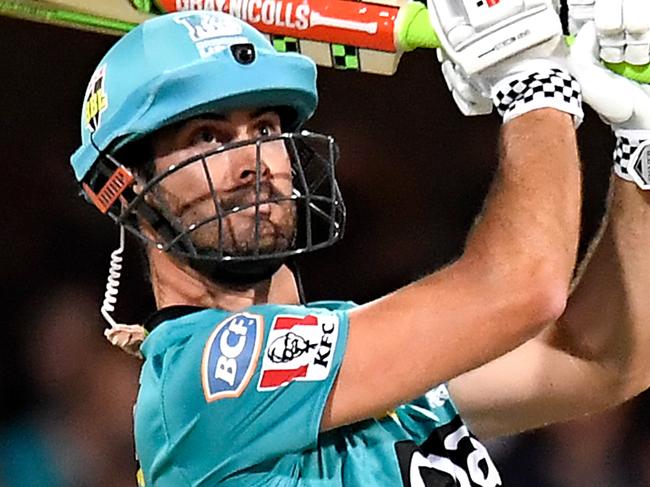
left=569, top=21, right=650, bottom=189
left=428, top=0, right=583, bottom=123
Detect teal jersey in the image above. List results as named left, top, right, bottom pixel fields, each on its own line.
left=135, top=302, right=502, bottom=487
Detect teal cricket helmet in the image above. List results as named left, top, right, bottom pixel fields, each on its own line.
left=69, top=11, right=345, bottom=288
left=70, top=10, right=318, bottom=182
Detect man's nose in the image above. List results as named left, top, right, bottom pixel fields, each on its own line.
left=226, top=143, right=272, bottom=186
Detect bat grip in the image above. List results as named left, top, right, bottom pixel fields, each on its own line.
left=395, top=2, right=440, bottom=52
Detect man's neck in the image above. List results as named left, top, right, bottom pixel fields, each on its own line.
left=147, top=248, right=300, bottom=311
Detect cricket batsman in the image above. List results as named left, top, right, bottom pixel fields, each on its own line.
left=68, top=0, right=650, bottom=484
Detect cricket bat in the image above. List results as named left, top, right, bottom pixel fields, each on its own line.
left=0, top=0, right=439, bottom=75
left=2, top=0, right=649, bottom=81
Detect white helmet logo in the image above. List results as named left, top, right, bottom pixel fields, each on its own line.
left=175, top=13, right=247, bottom=58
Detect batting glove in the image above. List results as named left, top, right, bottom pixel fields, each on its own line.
left=429, top=0, right=583, bottom=124
left=569, top=17, right=650, bottom=189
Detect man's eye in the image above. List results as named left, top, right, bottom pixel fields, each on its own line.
left=258, top=122, right=280, bottom=137
left=191, top=128, right=220, bottom=146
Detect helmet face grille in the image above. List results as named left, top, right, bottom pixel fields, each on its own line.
left=88, top=132, right=345, bottom=268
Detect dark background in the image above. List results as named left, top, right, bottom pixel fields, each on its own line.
left=1, top=14, right=649, bottom=487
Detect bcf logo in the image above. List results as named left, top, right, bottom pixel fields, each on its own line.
left=202, top=313, right=263, bottom=402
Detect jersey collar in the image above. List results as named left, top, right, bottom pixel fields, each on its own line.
left=143, top=305, right=206, bottom=332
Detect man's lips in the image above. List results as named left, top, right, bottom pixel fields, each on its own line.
left=231, top=202, right=274, bottom=217
left=178, top=191, right=277, bottom=219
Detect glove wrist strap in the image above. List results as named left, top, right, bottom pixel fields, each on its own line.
left=614, top=130, right=650, bottom=190
left=491, top=67, right=583, bottom=125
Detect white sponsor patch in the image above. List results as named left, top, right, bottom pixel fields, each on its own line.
left=201, top=313, right=264, bottom=402
left=257, top=314, right=339, bottom=390
left=175, top=12, right=248, bottom=58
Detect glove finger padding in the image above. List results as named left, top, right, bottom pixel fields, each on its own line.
left=622, top=0, right=650, bottom=65
left=438, top=49, right=493, bottom=116
left=569, top=22, right=636, bottom=123
left=595, top=0, right=650, bottom=65
left=596, top=0, right=626, bottom=63
left=568, top=0, right=595, bottom=35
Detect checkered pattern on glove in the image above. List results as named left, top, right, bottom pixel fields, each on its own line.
left=491, top=68, right=583, bottom=124
left=613, top=130, right=650, bottom=188
left=614, top=135, right=637, bottom=181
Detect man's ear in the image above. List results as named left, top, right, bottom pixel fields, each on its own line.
left=133, top=179, right=144, bottom=195
left=136, top=212, right=158, bottom=242
left=133, top=177, right=145, bottom=195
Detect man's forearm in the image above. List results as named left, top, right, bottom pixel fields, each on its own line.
left=464, top=108, right=581, bottom=313
left=327, top=109, right=583, bottom=430
left=423, top=107, right=583, bottom=373
left=551, top=179, right=650, bottom=400
left=445, top=176, right=650, bottom=439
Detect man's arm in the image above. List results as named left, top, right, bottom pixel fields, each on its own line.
left=448, top=179, right=650, bottom=438
left=447, top=16, right=650, bottom=439
left=321, top=107, right=581, bottom=431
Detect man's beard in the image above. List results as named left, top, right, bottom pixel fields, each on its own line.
left=157, top=181, right=297, bottom=257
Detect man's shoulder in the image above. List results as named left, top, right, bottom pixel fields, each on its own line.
left=305, top=300, right=357, bottom=312
left=249, top=300, right=357, bottom=320
left=140, top=301, right=354, bottom=362
left=144, top=300, right=356, bottom=330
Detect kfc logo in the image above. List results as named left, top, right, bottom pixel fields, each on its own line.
left=258, top=314, right=339, bottom=390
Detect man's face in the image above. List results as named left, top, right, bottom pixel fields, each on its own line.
left=146, top=108, right=296, bottom=256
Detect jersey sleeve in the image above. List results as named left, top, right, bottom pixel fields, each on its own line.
left=159, top=305, right=349, bottom=472
left=396, top=384, right=463, bottom=443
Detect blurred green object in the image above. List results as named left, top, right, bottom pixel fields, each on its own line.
left=605, top=61, right=650, bottom=84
